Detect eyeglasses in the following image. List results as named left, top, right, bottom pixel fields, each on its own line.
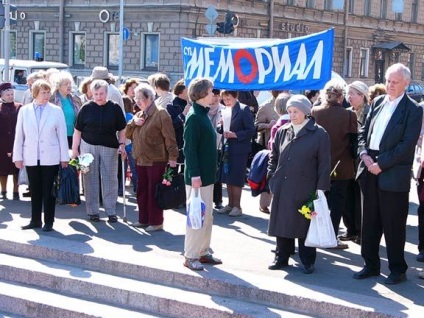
left=134, top=96, right=147, bottom=102
left=60, top=82, right=72, bottom=87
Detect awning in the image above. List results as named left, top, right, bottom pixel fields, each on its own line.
left=371, top=41, right=411, bottom=51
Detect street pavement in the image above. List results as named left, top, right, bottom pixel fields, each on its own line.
left=0, top=180, right=423, bottom=317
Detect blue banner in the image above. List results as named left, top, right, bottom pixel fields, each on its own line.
left=181, top=28, right=334, bottom=91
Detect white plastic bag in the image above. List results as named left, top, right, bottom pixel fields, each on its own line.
left=18, top=167, right=29, bottom=185
left=186, top=188, right=205, bottom=230
left=305, top=190, right=337, bottom=248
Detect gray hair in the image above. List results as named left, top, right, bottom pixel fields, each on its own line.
left=51, top=71, right=74, bottom=91
left=385, top=63, right=411, bottom=81
left=188, top=78, right=213, bottom=102
left=90, top=79, right=109, bottom=93
left=274, top=92, right=291, bottom=115
left=134, top=82, right=156, bottom=101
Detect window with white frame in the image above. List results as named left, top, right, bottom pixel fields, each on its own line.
left=306, top=0, right=314, bottom=7
left=411, top=0, right=419, bottom=23
left=29, top=31, right=45, bottom=60
left=70, top=32, right=86, bottom=68
left=345, top=47, right=352, bottom=78
left=364, top=0, right=371, bottom=16
left=141, top=33, right=159, bottom=71
left=408, top=53, right=415, bottom=79
left=105, top=33, right=119, bottom=70
left=348, top=0, right=354, bottom=14
left=360, top=48, right=369, bottom=78
left=380, top=0, right=387, bottom=19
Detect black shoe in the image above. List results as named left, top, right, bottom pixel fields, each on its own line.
left=338, top=234, right=357, bottom=241
left=268, top=255, right=289, bottom=270
left=108, top=215, right=118, bottom=223
left=385, top=272, right=406, bottom=285
left=22, top=222, right=42, bottom=230
left=42, top=224, right=53, bottom=232
left=89, top=214, right=100, bottom=222
left=353, top=267, right=380, bottom=279
left=13, top=192, right=19, bottom=200
left=0, top=191, right=6, bottom=199
left=22, top=191, right=31, bottom=197
left=214, top=203, right=224, bottom=209
left=417, top=251, right=424, bottom=262
left=303, top=264, right=314, bottom=274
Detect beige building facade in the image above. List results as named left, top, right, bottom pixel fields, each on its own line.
left=1, top=0, right=423, bottom=86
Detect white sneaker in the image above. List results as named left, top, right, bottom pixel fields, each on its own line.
left=217, top=205, right=232, bottom=214
left=229, top=207, right=243, bottom=217
left=145, top=224, right=163, bottom=232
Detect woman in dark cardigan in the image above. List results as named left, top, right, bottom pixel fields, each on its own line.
left=217, top=90, right=255, bottom=217
left=267, top=95, right=331, bottom=274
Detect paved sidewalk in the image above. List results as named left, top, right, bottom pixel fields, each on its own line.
left=0, top=183, right=423, bottom=317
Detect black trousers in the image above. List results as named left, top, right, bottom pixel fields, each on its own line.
left=343, top=179, right=362, bottom=236
left=328, top=179, right=350, bottom=237
left=359, top=170, right=409, bottom=274
left=276, top=237, right=316, bottom=266
left=416, top=170, right=424, bottom=252
left=26, top=163, right=59, bottom=225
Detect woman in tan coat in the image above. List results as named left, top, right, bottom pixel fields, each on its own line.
left=126, top=83, right=178, bottom=232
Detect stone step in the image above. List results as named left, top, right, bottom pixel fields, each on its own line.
left=0, top=229, right=413, bottom=318
left=0, top=253, right=313, bottom=318
left=0, top=280, right=164, bottom=318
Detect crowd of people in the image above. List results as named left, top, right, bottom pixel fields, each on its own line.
left=0, top=62, right=423, bottom=282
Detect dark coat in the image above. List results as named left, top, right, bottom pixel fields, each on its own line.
left=166, top=97, right=188, bottom=163
left=357, top=94, right=423, bottom=192
left=311, top=103, right=357, bottom=180
left=267, top=118, right=331, bottom=238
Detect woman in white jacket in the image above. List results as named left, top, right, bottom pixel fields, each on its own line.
left=13, top=79, right=69, bottom=232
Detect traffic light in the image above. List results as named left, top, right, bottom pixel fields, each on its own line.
left=0, top=5, right=5, bottom=29
left=216, top=11, right=236, bottom=34
left=10, top=5, right=17, bottom=25
left=0, top=4, right=17, bottom=29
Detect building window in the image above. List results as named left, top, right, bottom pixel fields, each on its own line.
left=345, top=47, right=352, bottom=77
left=141, top=33, right=159, bottom=71
left=9, top=30, right=17, bottom=59
left=306, top=0, right=314, bottom=7
left=364, top=0, right=371, bottom=16
left=348, top=0, right=354, bottom=14
left=411, top=0, right=419, bottom=23
left=286, top=0, right=295, bottom=5
left=105, top=33, right=119, bottom=70
left=395, top=13, right=402, bottom=21
left=70, top=32, right=86, bottom=68
left=324, top=0, right=333, bottom=10
left=360, top=48, right=369, bottom=78
left=29, top=31, right=45, bottom=60
left=408, top=53, right=415, bottom=79
left=380, top=0, right=387, bottom=19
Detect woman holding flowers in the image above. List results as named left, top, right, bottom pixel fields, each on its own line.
left=267, top=95, right=331, bottom=274
left=125, top=83, right=178, bottom=232
left=72, top=80, right=127, bottom=223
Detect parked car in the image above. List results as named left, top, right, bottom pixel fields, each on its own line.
left=406, top=82, right=424, bottom=103
left=0, top=59, right=69, bottom=103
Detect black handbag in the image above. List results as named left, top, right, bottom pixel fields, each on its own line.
left=53, top=166, right=81, bottom=206
left=154, top=172, right=186, bottom=210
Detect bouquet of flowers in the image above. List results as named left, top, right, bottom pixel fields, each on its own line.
left=298, top=160, right=340, bottom=220
left=69, top=153, right=94, bottom=174
left=161, top=167, right=174, bottom=186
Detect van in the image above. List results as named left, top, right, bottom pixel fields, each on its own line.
left=0, top=59, right=69, bottom=103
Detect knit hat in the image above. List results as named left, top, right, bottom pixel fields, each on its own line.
left=348, top=81, right=369, bottom=99
left=0, top=82, right=13, bottom=95
left=286, top=94, right=312, bottom=115
left=91, top=66, right=110, bottom=80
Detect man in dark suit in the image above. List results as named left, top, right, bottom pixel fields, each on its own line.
left=354, top=63, right=423, bottom=284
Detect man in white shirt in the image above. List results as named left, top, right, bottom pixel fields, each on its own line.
left=354, top=63, right=423, bottom=284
